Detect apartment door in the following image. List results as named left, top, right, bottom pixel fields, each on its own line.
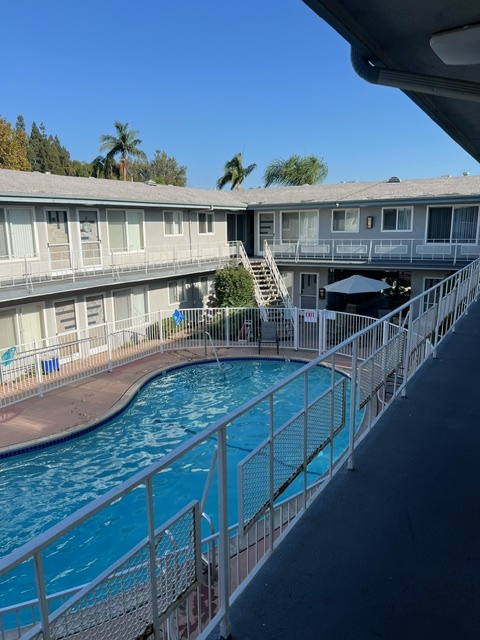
left=258, top=213, right=274, bottom=254
left=300, top=273, right=318, bottom=309
left=86, top=294, right=107, bottom=351
left=54, top=300, right=79, bottom=357
left=47, top=210, right=71, bottom=271
left=79, top=210, right=102, bottom=267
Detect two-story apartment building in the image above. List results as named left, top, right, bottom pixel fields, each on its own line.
left=1, top=168, right=480, bottom=352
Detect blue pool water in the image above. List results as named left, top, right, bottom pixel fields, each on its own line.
left=0, top=358, right=358, bottom=609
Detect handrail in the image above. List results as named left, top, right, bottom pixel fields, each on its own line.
left=1, top=258, right=480, bottom=637
left=237, top=242, right=265, bottom=308
left=264, top=240, right=293, bottom=308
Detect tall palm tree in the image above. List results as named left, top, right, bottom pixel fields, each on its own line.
left=263, top=154, right=328, bottom=187
left=99, top=122, right=147, bottom=180
left=216, top=153, right=256, bottom=190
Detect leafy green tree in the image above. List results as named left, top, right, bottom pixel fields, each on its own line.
left=214, top=264, right=255, bottom=307
left=99, top=121, right=147, bottom=180
left=0, top=116, right=31, bottom=170
left=151, top=150, right=187, bottom=186
left=15, top=115, right=26, bottom=133
left=68, top=160, right=92, bottom=177
left=263, top=154, right=328, bottom=187
left=27, top=122, right=73, bottom=175
left=90, top=155, right=120, bottom=179
left=130, top=149, right=187, bottom=186
left=217, top=152, right=256, bottom=190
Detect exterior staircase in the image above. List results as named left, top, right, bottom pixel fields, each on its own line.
left=249, top=260, right=285, bottom=307
left=237, top=241, right=293, bottom=310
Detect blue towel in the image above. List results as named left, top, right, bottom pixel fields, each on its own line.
left=1, top=346, right=16, bottom=366
left=172, top=309, right=185, bottom=326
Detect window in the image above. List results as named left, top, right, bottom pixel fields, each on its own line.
left=107, top=209, right=144, bottom=251
left=114, top=287, right=146, bottom=326
left=198, top=212, right=214, bottom=234
left=427, top=205, right=479, bottom=243
left=332, top=208, right=359, bottom=232
left=382, top=207, right=413, bottom=231
left=423, top=278, right=443, bottom=310
left=168, top=279, right=187, bottom=305
left=0, top=304, right=44, bottom=351
left=0, top=207, right=36, bottom=259
left=164, top=211, right=183, bottom=236
left=281, top=211, right=318, bottom=241
left=199, top=275, right=210, bottom=298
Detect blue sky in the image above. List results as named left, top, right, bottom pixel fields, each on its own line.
left=2, top=0, right=479, bottom=188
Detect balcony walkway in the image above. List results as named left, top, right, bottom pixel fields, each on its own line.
left=216, top=301, right=480, bottom=639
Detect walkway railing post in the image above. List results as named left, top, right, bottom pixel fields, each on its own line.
left=33, top=551, right=52, bottom=640
left=347, top=337, right=359, bottom=470
left=146, top=477, right=161, bottom=639
left=217, top=425, right=231, bottom=640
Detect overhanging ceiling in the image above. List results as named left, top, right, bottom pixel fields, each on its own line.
left=302, top=0, right=480, bottom=164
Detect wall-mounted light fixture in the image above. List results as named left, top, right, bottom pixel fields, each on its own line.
left=366, top=216, right=374, bottom=229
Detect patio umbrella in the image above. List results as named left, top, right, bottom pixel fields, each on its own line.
left=324, top=275, right=391, bottom=294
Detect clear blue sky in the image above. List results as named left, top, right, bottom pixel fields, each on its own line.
left=2, top=0, right=478, bottom=188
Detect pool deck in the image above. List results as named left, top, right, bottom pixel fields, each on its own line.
left=0, top=347, right=323, bottom=453
left=207, top=301, right=480, bottom=640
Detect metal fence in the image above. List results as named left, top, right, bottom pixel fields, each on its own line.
left=1, top=257, right=480, bottom=639
left=0, top=307, right=376, bottom=409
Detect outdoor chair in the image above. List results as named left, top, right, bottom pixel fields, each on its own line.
left=258, top=321, right=280, bottom=354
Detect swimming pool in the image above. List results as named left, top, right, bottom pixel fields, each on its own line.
left=0, top=357, right=358, bottom=609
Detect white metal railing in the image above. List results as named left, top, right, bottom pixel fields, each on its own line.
left=1, top=258, right=480, bottom=639
left=0, top=307, right=376, bottom=409
left=237, top=242, right=266, bottom=308
left=268, top=237, right=480, bottom=265
left=263, top=240, right=293, bottom=308
left=0, top=242, right=242, bottom=295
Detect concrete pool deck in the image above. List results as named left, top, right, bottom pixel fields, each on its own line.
left=0, top=346, right=325, bottom=453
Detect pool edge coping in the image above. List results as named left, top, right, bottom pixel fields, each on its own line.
left=0, top=356, right=319, bottom=460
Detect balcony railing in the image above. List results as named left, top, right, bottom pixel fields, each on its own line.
left=0, top=242, right=242, bottom=294
left=268, top=238, right=480, bottom=264
left=1, top=258, right=479, bottom=639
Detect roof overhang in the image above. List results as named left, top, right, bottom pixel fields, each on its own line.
left=302, top=0, right=480, bottom=164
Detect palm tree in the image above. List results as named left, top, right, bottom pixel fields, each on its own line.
left=99, top=122, right=147, bottom=181
left=216, top=153, right=256, bottom=190
left=263, top=154, right=328, bottom=187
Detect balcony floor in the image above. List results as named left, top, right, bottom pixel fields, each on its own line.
left=216, top=302, right=480, bottom=639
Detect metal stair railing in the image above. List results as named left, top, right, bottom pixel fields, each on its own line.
left=263, top=240, right=294, bottom=308
left=237, top=242, right=268, bottom=311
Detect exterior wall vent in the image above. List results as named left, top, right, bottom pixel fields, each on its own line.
left=387, top=176, right=401, bottom=183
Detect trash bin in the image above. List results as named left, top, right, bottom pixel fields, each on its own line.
left=41, top=357, right=60, bottom=375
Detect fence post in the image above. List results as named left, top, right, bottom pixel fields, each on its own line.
left=107, top=324, right=113, bottom=372
left=225, top=308, right=230, bottom=348
left=34, top=339, right=44, bottom=397
left=318, top=309, right=325, bottom=354
left=294, top=307, right=299, bottom=351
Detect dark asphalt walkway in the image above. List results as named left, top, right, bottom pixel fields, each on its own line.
left=216, top=301, right=480, bottom=639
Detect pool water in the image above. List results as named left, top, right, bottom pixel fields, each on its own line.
left=0, top=358, right=358, bottom=608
